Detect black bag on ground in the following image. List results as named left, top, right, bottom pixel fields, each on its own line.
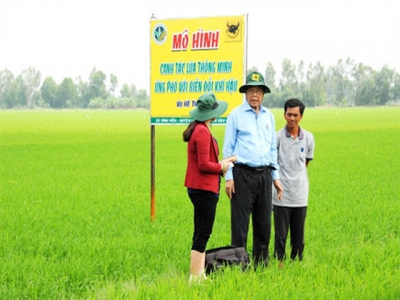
left=205, top=246, right=250, bottom=274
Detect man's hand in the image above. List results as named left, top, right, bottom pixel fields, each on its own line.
left=219, top=155, right=237, bottom=178
left=219, top=155, right=237, bottom=167
left=273, top=179, right=283, bottom=200
left=225, top=180, right=235, bottom=199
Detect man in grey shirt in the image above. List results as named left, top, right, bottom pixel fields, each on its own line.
left=272, top=98, right=315, bottom=268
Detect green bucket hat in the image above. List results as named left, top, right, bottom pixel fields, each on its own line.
left=190, top=92, right=228, bottom=122
left=239, top=71, right=271, bottom=94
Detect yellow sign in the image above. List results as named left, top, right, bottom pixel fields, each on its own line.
left=150, top=15, right=247, bottom=125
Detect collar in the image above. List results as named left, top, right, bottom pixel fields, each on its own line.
left=243, top=99, right=267, bottom=113
left=197, top=121, right=209, bottom=130
left=284, top=126, right=304, bottom=139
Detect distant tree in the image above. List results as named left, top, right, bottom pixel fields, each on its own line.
left=41, top=77, right=58, bottom=108
left=129, top=84, right=138, bottom=99
left=12, top=75, right=27, bottom=108
left=297, top=60, right=305, bottom=83
left=375, top=65, right=393, bottom=105
left=120, top=83, right=138, bottom=99
left=279, top=59, right=297, bottom=95
left=391, top=72, right=400, bottom=102
left=2, top=81, right=20, bottom=109
left=0, top=69, right=15, bottom=108
left=109, top=74, right=118, bottom=96
left=352, top=63, right=376, bottom=106
left=120, top=84, right=131, bottom=98
left=76, top=76, right=90, bottom=108
left=88, top=68, right=108, bottom=100
left=58, top=78, right=78, bottom=108
left=118, top=84, right=134, bottom=108
left=21, top=67, right=41, bottom=108
left=297, top=60, right=306, bottom=99
left=88, top=97, right=106, bottom=109
left=326, top=58, right=353, bottom=106
left=264, top=62, right=276, bottom=91
left=135, top=89, right=149, bottom=108
left=306, top=61, right=326, bottom=107
left=32, top=91, right=43, bottom=107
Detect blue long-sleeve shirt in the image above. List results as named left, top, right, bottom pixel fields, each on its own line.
left=223, top=100, right=280, bottom=181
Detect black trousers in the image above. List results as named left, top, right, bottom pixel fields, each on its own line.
left=189, top=191, right=218, bottom=252
left=230, top=166, right=272, bottom=267
left=273, top=206, right=307, bottom=261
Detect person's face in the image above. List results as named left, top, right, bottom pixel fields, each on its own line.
left=284, top=106, right=303, bottom=129
left=245, top=87, right=264, bottom=109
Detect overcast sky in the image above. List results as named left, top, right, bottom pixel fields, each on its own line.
left=0, top=0, right=399, bottom=91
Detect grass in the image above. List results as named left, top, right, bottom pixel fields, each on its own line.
left=0, top=107, right=399, bottom=299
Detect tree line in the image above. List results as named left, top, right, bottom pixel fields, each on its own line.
left=1, top=58, right=399, bottom=109
left=0, top=67, right=149, bottom=109
left=258, top=58, right=400, bottom=108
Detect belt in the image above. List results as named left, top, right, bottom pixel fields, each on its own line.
left=234, top=163, right=270, bottom=173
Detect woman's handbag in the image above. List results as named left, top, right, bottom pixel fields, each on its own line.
left=205, top=245, right=250, bottom=274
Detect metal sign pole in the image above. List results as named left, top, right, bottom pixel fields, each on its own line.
left=150, top=124, right=156, bottom=221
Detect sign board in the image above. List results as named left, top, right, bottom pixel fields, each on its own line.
left=150, top=14, right=247, bottom=125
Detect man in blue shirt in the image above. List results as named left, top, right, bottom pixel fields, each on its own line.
left=223, top=71, right=283, bottom=267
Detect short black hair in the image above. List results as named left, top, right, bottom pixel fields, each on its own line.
left=284, top=98, right=305, bottom=115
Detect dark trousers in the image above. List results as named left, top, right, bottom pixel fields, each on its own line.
left=273, top=206, right=307, bottom=261
left=189, top=191, right=218, bottom=252
left=231, top=167, right=272, bottom=267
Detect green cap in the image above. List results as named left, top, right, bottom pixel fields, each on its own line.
left=190, top=92, right=228, bottom=122
left=239, top=71, right=271, bottom=94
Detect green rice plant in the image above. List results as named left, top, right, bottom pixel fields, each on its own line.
left=0, top=107, right=399, bottom=299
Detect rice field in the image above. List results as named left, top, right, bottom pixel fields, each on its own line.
left=0, top=107, right=399, bottom=299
